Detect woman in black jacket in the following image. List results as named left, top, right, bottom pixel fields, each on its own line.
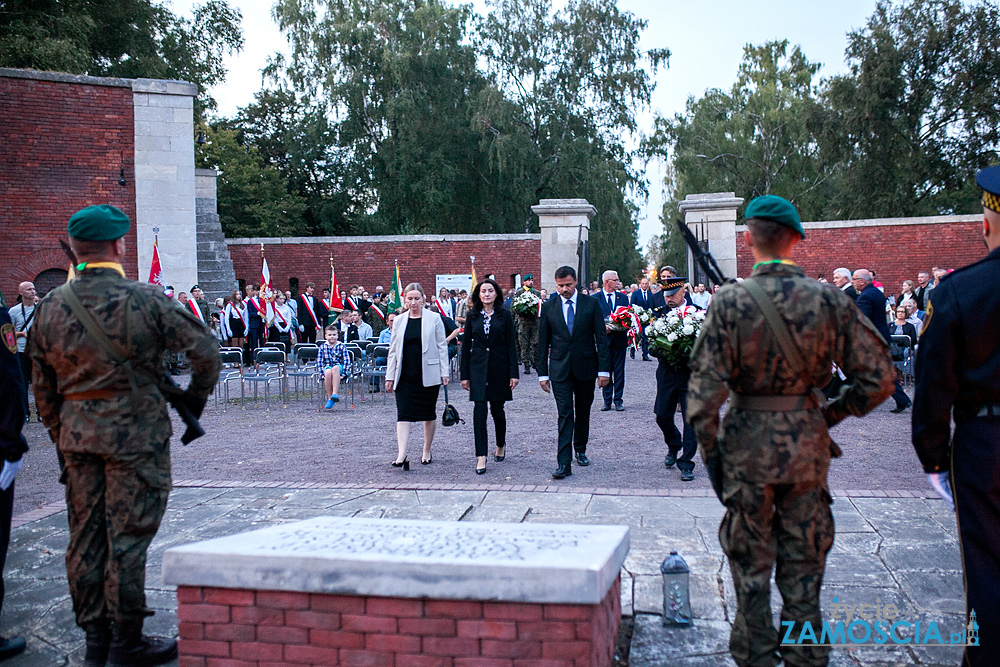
left=460, top=278, right=519, bottom=474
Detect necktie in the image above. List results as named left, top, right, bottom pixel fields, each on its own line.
left=566, top=300, right=574, bottom=334
left=608, top=293, right=613, bottom=312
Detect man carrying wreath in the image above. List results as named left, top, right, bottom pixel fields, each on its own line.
left=649, top=277, right=700, bottom=481
left=514, top=273, right=541, bottom=375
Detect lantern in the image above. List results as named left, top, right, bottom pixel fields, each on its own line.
left=661, top=551, right=692, bottom=626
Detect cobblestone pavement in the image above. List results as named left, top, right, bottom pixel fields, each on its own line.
left=14, top=355, right=927, bottom=517
left=5, top=485, right=963, bottom=666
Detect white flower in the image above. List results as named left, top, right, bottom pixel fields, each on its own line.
left=682, top=324, right=695, bottom=336
left=667, top=332, right=678, bottom=342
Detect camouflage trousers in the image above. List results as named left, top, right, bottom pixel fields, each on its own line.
left=719, top=480, right=835, bottom=667
left=62, top=449, right=170, bottom=629
left=517, top=317, right=538, bottom=370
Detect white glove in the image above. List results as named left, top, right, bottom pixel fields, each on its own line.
left=0, top=459, right=23, bottom=491
left=298, top=325, right=304, bottom=332
left=927, top=472, right=954, bottom=511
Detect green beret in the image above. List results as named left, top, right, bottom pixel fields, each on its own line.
left=744, top=195, right=805, bottom=238
left=67, top=205, right=130, bottom=241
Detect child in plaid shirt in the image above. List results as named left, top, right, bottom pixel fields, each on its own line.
left=318, top=325, right=351, bottom=408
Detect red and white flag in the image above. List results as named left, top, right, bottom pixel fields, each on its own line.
left=260, top=255, right=275, bottom=324
left=148, top=241, right=164, bottom=286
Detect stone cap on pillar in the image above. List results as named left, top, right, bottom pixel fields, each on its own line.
left=163, top=516, right=629, bottom=605
left=677, top=192, right=744, bottom=214
left=532, top=199, right=597, bottom=225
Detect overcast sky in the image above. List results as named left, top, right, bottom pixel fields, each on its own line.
left=171, top=0, right=879, bottom=247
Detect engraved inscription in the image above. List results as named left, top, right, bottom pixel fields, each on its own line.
left=248, top=522, right=588, bottom=562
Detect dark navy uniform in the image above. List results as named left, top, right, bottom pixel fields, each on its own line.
left=650, top=279, right=700, bottom=478
left=0, top=308, right=29, bottom=657
left=912, top=167, right=1000, bottom=667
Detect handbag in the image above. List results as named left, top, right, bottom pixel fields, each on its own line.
left=441, top=383, right=463, bottom=426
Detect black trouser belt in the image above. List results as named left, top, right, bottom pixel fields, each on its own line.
left=730, top=393, right=819, bottom=411
left=955, top=403, right=1000, bottom=421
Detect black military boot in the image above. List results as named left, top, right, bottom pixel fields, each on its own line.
left=106, top=622, right=177, bottom=667
left=83, top=621, right=112, bottom=667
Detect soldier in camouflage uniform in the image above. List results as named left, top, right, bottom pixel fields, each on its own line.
left=687, top=196, right=894, bottom=667
left=515, top=274, right=541, bottom=375
left=29, top=205, right=220, bottom=667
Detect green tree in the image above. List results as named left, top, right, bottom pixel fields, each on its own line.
left=647, top=40, right=836, bottom=225
left=0, top=0, right=243, bottom=117
left=474, top=0, right=668, bottom=277
left=195, top=126, right=308, bottom=238
left=823, top=0, right=1000, bottom=218
left=271, top=0, right=489, bottom=233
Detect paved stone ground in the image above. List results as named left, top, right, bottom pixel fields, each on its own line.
left=8, top=355, right=954, bottom=666
left=5, top=484, right=964, bottom=666
left=14, top=355, right=926, bottom=517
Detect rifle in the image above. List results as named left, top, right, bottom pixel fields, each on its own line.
left=59, top=240, right=206, bottom=445
left=676, top=219, right=731, bottom=287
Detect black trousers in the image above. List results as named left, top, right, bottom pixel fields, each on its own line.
left=601, top=346, right=626, bottom=406
left=639, top=331, right=649, bottom=360
left=655, top=392, right=697, bottom=473
left=473, top=400, right=507, bottom=457
left=0, top=480, right=12, bottom=619
left=890, top=377, right=910, bottom=408
left=953, top=419, right=1000, bottom=667
left=247, top=325, right=265, bottom=355
left=16, top=353, right=30, bottom=417
left=552, top=376, right=595, bottom=468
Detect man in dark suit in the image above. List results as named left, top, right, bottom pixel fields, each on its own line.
left=297, top=282, right=329, bottom=343
left=596, top=270, right=629, bottom=411
left=537, top=265, right=611, bottom=479
left=629, top=277, right=654, bottom=361
left=853, top=269, right=911, bottom=412
left=832, top=268, right=858, bottom=301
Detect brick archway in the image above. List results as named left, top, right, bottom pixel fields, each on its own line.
left=10, top=248, right=70, bottom=289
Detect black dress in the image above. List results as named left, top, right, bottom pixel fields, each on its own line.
left=395, top=316, right=440, bottom=422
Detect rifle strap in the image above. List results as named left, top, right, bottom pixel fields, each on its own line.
left=61, top=285, right=155, bottom=399
left=739, top=277, right=826, bottom=407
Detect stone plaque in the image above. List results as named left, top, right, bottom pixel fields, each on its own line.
left=163, top=517, right=629, bottom=604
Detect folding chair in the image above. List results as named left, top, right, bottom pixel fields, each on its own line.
left=287, top=345, right=320, bottom=399
left=245, top=348, right=287, bottom=405
left=361, top=345, right=389, bottom=403
left=890, top=335, right=915, bottom=388
left=215, top=349, right=245, bottom=406
left=264, top=341, right=287, bottom=355
left=317, top=348, right=359, bottom=409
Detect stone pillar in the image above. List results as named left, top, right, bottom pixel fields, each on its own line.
left=677, top=192, right=744, bottom=282
left=132, top=78, right=199, bottom=292
left=532, top=199, right=596, bottom=293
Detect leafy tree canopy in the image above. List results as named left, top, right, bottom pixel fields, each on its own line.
left=0, top=0, right=244, bottom=117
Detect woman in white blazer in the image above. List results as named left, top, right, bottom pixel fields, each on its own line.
left=385, top=283, right=450, bottom=469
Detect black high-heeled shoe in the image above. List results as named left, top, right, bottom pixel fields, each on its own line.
left=494, top=446, right=506, bottom=462
left=476, top=466, right=486, bottom=475
left=391, top=458, right=409, bottom=471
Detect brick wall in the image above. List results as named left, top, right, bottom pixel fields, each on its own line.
left=1, top=72, right=138, bottom=299
left=176, top=577, right=621, bottom=666
left=228, top=237, right=541, bottom=296
left=736, top=219, right=983, bottom=294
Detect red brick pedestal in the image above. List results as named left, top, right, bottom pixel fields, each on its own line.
left=177, top=576, right=621, bottom=667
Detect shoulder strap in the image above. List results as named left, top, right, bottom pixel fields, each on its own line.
left=61, top=285, right=129, bottom=363
left=740, top=277, right=808, bottom=380
left=62, top=284, right=158, bottom=391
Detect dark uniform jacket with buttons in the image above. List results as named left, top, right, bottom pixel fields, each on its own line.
left=912, top=246, right=1000, bottom=472
left=460, top=307, right=518, bottom=403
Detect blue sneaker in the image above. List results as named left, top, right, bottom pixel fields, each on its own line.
left=331, top=394, right=340, bottom=403
left=324, top=398, right=335, bottom=409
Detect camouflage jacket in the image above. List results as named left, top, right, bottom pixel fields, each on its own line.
left=28, top=268, right=221, bottom=457
left=687, top=263, right=894, bottom=486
